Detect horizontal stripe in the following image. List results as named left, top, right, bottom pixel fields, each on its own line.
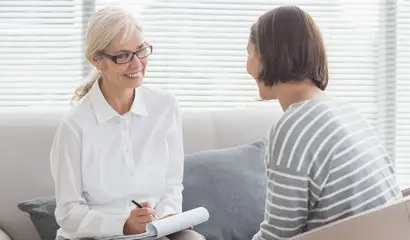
left=265, top=211, right=307, bottom=222
left=311, top=175, right=394, bottom=212
left=266, top=199, right=307, bottom=212
left=330, top=144, right=382, bottom=174
left=267, top=168, right=320, bottom=190
left=307, top=187, right=396, bottom=223
left=333, top=136, right=377, bottom=159
left=319, top=163, right=392, bottom=201
left=260, top=228, right=288, bottom=240
left=326, top=154, right=386, bottom=187
left=267, top=189, right=307, bottom=202
left=267, top=168, right=308, bottom=182
left=267, top=178, right=306, bottom=192
left=264, top=223, right=306, bottom=232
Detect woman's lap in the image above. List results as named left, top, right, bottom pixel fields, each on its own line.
left=160, top=229, right=205, bottom=240
left=55, top=230, right=205, bottom=240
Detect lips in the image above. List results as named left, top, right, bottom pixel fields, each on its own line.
left=124, top=71, right=141, bottom=78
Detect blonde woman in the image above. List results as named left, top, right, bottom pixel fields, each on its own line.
left=50, top=7, right=204, bottom=240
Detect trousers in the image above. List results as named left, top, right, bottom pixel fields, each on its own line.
left=55, top=230, right=205, bottom=240
left=157, top=230, right=205, bottom=240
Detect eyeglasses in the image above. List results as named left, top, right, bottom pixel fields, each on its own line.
left=100, top=44, right=153, bottom=64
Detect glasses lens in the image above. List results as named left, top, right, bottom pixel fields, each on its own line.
left=137, top=46, right=152, bottom=58
left=116, top=53, right=134, bottom=64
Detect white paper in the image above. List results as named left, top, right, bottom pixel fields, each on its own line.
left=96, top=207, right=209, bottom=240
left=97, top=231, right=155, bottom=240
left=152, top=207, right=209, bottom=238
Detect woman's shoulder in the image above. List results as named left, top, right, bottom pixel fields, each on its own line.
left=58, top=98, right=94, bottom=131
left=275, top=97, right=357, bottom=134
left=139, top=85, right=179, bottom=108
left=284, top=97, right=352, bottom=118
left=287, top=97, right=347, bottom=111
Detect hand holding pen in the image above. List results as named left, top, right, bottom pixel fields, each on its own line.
left=132, top=200, right=159, bottom=220
left=123, top=201, right=157, bottom=235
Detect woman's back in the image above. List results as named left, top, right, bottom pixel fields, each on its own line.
left=260, top=98, right=402, bottom=239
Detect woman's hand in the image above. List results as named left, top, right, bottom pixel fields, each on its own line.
left=123, top=202, right=156, bottom=235
left=159, top=213, right=177, bottom=220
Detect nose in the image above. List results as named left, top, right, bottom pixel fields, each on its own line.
left=130, top=53, right=143, bottom=68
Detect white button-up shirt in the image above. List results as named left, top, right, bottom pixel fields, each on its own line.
left=50, top=81, right=184, bottom=239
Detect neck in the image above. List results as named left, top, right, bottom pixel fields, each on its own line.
left=275, top=80, right=326, bottom=111
left=99, top=79, right=134, bottom=115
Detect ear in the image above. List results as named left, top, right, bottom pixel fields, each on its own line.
left=89, top=54, right=104, bottom=70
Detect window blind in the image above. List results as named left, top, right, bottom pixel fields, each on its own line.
left=0, top=0, right=408, bottom=190
left=96, top=0, right=382, bottom=119
left=95, top=0, right=410, bottom=190
left=396, top=0, right=410, bottom=190
left=0, top=0, right=89, bottom=107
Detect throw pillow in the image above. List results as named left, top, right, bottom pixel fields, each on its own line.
left=17, top=196, right=58, bottom=240
left=182, top=140, right=267, bottom=240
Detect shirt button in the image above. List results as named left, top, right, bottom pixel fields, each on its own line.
left=125, top=148, right=129, bottom=153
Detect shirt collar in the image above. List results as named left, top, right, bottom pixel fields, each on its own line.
left=89, top=79, right=148, bottom=123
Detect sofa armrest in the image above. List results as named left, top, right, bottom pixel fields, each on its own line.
left=0, top=229, right=11, bottom=240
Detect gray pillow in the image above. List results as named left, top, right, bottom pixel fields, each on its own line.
left=182, top=140, right=267, bottom=240
left=17, top=196, right=58, bottom=240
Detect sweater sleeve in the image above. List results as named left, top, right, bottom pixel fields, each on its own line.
left=253, top=103, right=326, bottom=240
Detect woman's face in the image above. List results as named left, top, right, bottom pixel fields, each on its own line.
left=93, top=28, right=150, bottom=90
left=247, top=42, right=276, bottom=100
left=246, top=42, right=261, bottom=81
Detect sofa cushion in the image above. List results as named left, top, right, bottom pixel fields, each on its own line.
left=17, top=140, right=267, bottom=240
left=182, top=140, right=267, bottom=240
left=17, top=196, right=58, bottom=240
left=402, top=188, right=410, bottom=197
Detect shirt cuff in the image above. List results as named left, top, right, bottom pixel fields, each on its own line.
left=155, top=204, right=179, bottom=218
left=102, top=213, right=129, bottom=236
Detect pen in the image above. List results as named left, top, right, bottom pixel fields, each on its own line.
left=131, top=200, right=159, bottom=219
left=131, top=200, right=144, bottom=208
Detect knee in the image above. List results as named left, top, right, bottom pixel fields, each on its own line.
left=173, top=230, right=205, bottom=240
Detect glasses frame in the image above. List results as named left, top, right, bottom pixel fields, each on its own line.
left=99, top=43, right=153, bottom=64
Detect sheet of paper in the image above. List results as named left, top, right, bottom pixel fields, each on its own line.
left=97, top=231, right=155, bottom=240
left=152, top=207, right=209, bottom=238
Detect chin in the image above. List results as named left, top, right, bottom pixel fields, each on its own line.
left=123, top=77, right=143, bottom=89
left=259, top=90, right=277, bottom=101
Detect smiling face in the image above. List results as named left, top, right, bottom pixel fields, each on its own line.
left=91, top=28, right=149, bottom=91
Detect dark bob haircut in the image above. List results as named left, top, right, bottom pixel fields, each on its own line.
left=249, top=6, right=328, bottom=90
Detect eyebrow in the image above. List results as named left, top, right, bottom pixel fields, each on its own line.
left=114, top=43, right=145, bottom=54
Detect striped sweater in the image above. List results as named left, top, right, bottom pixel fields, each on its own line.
left=253, top=98, right=403, bottom=240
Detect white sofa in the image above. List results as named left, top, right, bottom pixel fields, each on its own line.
left=0, top=102, right=283, bottom=240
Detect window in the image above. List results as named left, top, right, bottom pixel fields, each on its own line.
left=396, top=0, right=410, bottom=190
left=1, top=0, right=410, bottom=190
left=0, top=0, right=91, bottom=107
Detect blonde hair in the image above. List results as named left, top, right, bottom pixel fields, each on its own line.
left=72, top=7, right=142, bottom=101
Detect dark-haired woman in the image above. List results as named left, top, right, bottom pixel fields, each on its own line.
left=247, top=6, right=402, bottom=240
